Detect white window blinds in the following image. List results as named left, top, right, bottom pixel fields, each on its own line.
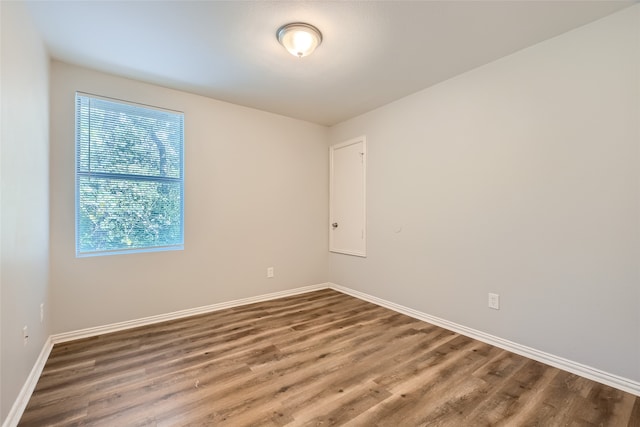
left=76, top=93, right=184, bottom=256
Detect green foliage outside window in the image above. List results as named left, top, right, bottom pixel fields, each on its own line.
left=76, top=94, right=184, bottom=256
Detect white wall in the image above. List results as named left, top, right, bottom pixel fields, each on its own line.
left=329, top=5, right=640, bottom=382
left=50, top=62, right=328, bottom=334
left=0, top=1, right=51, bottom=423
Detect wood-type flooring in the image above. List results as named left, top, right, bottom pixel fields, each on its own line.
left=19, top=289, right=640, bottom=426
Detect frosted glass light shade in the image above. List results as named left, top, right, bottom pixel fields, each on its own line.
left=277, top=23, right=322, bottom=58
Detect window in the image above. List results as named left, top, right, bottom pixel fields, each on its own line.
left=76, top=93, right=184, bottom=257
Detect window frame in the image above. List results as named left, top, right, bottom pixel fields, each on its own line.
left=75, top=92, right=185, bottom=257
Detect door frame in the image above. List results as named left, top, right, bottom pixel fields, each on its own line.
left=329, top=135, right=367, bottom=257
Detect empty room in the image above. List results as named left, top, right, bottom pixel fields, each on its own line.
left=1, top=0, right=639, bottom=425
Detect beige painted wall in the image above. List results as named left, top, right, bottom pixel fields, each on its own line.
left=50, top=62, right=329, bottom=334
left=329, top=5, right=640, bottom=382
left=1, top=1, right=51, bottom=422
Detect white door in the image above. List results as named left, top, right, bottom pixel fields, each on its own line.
left=330, top=136, right=366, bottom=257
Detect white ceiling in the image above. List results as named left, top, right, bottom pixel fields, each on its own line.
left=26, top=1, right=635, bottom=126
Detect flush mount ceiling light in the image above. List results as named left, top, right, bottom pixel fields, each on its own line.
left=276, top=22, right=323, bottom=58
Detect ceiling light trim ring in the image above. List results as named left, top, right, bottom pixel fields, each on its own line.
left=276, top=22, right=323, bottom=58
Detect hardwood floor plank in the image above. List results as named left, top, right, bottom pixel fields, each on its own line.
left=297, top=380, right=392, bottom=426
left=18, top=396, right=89, bottom=427
left=18, top=289, right=640, bottom=426
left=462, top=359, right=560, bottom=426
left=570, top=382, right=638, bottom=426
left=629, top=398, right=640, bottom=427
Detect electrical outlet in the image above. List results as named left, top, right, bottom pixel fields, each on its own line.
left=488, top=293, right=500, bottom=310
left=267, top=267, right=274, bottom=278
left=40, top=303, right=44, bottom=323
left=23, top=326, right=29, bottom=345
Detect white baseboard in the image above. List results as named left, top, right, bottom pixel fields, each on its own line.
left=2, top=337, right=53, bottom=427
left=51, top=283, right=330, bottom=344
left=329, top=282, right=640, bottom=397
